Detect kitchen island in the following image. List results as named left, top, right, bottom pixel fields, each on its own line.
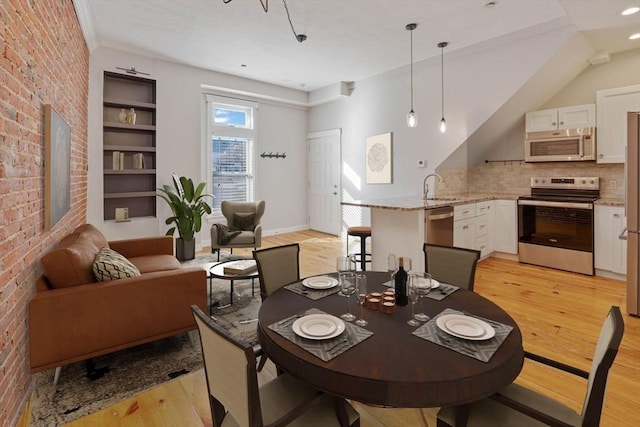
left=342, top=193, right=519, bottom=272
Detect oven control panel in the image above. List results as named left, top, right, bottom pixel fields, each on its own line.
left=530, top=176, right=599, bottom=190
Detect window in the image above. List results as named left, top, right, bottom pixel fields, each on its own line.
left=205, top=96, right=257, bottom=212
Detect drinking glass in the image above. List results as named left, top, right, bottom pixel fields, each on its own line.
left=404, top=257, right=413, bottom=273
left=336, top=256, right=351, bottom=296
left=407, top=275, right=421, bottom=326
left=413, top=272, right=432, bottom=322
left=387, top=254, right=397, bottom=286
left=340, top=272, right=356, bottom=322
left=355, top=273, right=368, bottom=326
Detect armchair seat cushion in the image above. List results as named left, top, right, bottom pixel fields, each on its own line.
left=228, top=231, right=257, bottom=245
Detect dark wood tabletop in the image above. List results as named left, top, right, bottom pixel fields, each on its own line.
left=257, top=271, right=524, bottom=408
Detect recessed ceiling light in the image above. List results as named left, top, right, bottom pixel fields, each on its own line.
left=621, top=7, right=640, bottom=15
left=630, top=33, right=640, bottom=40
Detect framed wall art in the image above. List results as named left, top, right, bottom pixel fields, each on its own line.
left=365, top=132, right=392, bottom=184
left=44, top=104, right=71, bottom=230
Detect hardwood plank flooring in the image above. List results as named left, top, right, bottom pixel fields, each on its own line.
left=61, top=230, right=639, bottom=427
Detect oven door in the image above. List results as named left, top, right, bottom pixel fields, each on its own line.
left=517, top=199, right=595, bottom=275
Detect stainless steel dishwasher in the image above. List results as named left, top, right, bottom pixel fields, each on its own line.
left=424, top=206, right=454, bottom=246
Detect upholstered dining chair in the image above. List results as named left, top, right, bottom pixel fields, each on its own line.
left=423, top=243, right=481, bottom=291
left=191, top=305, right=360, bottom=427
left=253, top=243, right=300, bottom=302
left=211, top=200, right=266, bottom=261
left=436, top=305, right=624, bottom=427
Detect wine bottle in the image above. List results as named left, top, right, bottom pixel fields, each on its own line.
left=394, top=257, right=408, bottom=306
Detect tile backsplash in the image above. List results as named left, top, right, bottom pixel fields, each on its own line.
left=436, top=161, right=624, bottom=199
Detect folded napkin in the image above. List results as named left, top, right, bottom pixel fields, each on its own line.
left=268, top=308, right=373, bottom=362
left=412, top=308, right=513, bottom=362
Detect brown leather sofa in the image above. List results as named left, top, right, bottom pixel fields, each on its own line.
left=29, top=224, right=207, bottom=377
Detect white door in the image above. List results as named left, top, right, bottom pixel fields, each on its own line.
left=308, top=130, right=341, bottom=235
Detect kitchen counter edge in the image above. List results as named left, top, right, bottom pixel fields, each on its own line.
left=341, top=193, right=521, bottom=211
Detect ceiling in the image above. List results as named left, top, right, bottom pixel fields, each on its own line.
left=74, top=0, right=640, bottom=91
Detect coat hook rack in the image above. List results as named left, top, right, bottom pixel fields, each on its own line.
left=484, top=159, right=524, bottom=165
left=260, top=152, right=287, bottom=159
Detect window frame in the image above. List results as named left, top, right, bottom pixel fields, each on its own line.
left=204, top=95, right=258, bottom=215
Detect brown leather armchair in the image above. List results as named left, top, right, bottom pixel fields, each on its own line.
left=210, top=200, right=265, bottom=260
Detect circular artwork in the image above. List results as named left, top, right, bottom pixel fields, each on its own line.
left=367, top=142, right=388, bottom=172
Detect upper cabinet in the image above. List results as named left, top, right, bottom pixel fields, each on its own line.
left=525, top=103, right=595, bottom=132
left=102, top=71, right=157, bottom=221
left=596, top=85, right=640, bottom=164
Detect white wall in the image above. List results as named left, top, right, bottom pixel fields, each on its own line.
left=308, top=24, right=579, bottom=229
left=87, top=47, right=309, bottom=248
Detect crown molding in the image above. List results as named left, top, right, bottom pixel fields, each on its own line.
left=72, top=0, right=100, bottom=51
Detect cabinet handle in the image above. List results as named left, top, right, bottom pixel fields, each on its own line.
left=619, top=227, right=628, bottom=241
left=560, top=121, right=564, bottom=125
left=463, top=225, right=469, bottom=230
left=613, top=213, right=620, bottom=218
left=552, top=122, right=557, bottom=126
left=463, top=210, right=470, bottom=214
left=599, top=153, right=604, bottom=158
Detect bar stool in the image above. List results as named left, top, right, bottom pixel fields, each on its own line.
left=347, top=226, right=372, bottom=271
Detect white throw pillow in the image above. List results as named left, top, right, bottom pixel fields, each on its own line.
left=93, top=247, right=141, bottom=281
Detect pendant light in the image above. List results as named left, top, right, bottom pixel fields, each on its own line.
left=406, top=23, right=418, bottom=128
left=438, top=41, right=448, bottom=133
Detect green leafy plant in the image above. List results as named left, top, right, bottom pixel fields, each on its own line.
left=157, top=172, right=213, bottom=241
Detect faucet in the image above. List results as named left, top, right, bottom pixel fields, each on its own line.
left=423, top=173, right=444, bottom=201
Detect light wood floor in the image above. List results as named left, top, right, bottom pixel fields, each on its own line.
left=61, top=230, right=639, bottom=427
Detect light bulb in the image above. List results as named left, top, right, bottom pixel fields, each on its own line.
left=407, top=110, right=417, bottom=128
left=440, top=117, right=447, bottom=133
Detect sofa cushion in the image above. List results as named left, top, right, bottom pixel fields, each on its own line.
left=73, top=224, right=109, bottom=250
left=93, top=247, right=141, bottom=281
left=129, top=254, right=182, bottom=274
left=41, top=231, right=102, bottom=288
left=233, top=212, right=256, bottom=231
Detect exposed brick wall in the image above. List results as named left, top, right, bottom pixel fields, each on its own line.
left=0, top=1, right=88, bottom=425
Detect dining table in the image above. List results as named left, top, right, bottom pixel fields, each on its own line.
left=257, top=271, right=524, bottom=424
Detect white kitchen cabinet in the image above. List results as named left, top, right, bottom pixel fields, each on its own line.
left=596, top=85, right=640, bottom=164
left=454, top=202, right=493, bottom=257
left=525, top=104, right=595, bottom=132
left=595, top=205, right=627, bottom=275
left=493, top=200, right=518, bottom=254
left=476, top=201, right=494, bottom=257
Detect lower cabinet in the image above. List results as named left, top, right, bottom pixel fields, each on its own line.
left=595, top=205, right=627, bottom=275
left=493, top=200, right=518, bottom=254
left=453, top=201, right=495, bottom=258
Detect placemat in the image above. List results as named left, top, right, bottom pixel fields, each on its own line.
left=268, top=308, right=373, bottom=362
left=284, top=278, right=341, bottom=300
left=382, top=280, right=459, bottom=300
left=424, top=282, right=459, bottom=300
left=412, top=308, right=513, bottom=362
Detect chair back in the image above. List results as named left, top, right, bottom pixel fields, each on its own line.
left=253, top=243, right=300, bottom=301
left=580, top=306, right=624, bottom=427
left=222, top=200, right=265, bottom=230
left=191, top=305, right=262, bottom=427
left=422, top=243, right=480, bottom=290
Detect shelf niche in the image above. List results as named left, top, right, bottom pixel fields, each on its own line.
left=103, top=71, right=157, bottom=220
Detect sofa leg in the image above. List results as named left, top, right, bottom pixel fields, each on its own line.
left=187, top=330, right=198, bottom=347
left=53, top=366, right=62, bottom=388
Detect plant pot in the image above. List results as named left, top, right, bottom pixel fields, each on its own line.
left=176, top=238, right=196, bottom=261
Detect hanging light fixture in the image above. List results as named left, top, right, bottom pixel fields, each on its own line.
left=438, top=41, right=448, bottom=133
left=222, top=0, right=307, bottom=43
left=406, top=23, right=418, bottom=128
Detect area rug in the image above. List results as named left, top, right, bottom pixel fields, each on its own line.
left=30, top=274, right=261, bottom=426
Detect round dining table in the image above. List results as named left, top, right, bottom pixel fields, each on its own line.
left=257, top=271, right=524, bottom=410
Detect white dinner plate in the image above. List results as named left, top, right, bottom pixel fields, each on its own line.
left=292, top=314, right=345, bottom=340
left=302, top=276, right=339, bottom=290
left=414, top=278, right=440, bottom=290
left=436, top=314, right=495, bottom=340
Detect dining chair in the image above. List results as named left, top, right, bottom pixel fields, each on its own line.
left=422, top=243, right=481, bottom=291
left=253, top=243, right=300, bottom=302
left=436, top=305, right=625, bottom=427
left=191, top=305, right=360, bottom=427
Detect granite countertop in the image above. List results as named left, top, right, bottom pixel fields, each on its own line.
left=341, top=193, right=522, bottom=211
left=594, top=198, right=625, bottom=207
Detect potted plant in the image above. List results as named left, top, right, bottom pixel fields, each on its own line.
left=157, top=172, right=213, bottom=261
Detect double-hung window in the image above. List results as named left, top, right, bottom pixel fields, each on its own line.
left=205, top=95, right=257, bottom=213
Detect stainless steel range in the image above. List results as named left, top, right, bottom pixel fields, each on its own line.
left=518, top=176, right=600, bottom=275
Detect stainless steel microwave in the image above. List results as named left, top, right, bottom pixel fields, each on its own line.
left=524, top=127, right=596, bottom=162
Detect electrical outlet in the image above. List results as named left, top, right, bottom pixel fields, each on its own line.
left=418, top=160, right=426, bottom=168
left=610, top=180, right=618, bottom=190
